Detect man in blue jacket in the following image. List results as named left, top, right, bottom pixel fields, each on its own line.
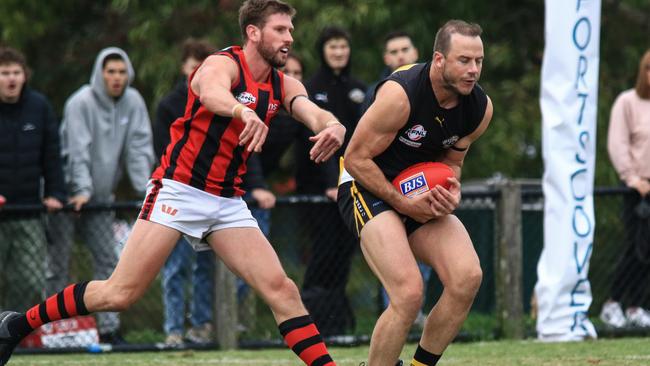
left=0, top=47, right=65, bottom=312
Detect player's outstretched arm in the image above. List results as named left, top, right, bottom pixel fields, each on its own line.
left=191, top=55, right=268, bottom=152
left=283, top=75, right=345, bottom=163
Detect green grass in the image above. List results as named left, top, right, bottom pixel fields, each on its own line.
left=10, top=338, right=650, bottom=366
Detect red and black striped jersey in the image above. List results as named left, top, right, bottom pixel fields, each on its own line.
left=152, top=46, right=285, bottom=197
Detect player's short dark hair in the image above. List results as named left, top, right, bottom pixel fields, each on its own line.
left=383, top=31, right=412, bottom=50
left=181, top=38, right=215, bottom=63
left=316, top=26, right=350, bottom=52
left=635, top=49, right=650, bottom=99
left=0, top=46, right=31, bottom=80
left=433, top=20, right=482, bottom=56
left=239, top=0, right=296, bottom=42
left=102, top=53, right=124, bottom=69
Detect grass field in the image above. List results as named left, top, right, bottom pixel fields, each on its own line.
left=9, top=337, right=650, bottom=366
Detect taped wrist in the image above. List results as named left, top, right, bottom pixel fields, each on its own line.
left=232, top=104, right=254, bottom=119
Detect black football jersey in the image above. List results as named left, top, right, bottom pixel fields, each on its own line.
left=372, top=62, right=488, bottom=181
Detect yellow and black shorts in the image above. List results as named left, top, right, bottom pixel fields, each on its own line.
left=337, top=180, right=422, bottom=238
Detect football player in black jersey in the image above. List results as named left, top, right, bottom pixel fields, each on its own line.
left=339, top=20, right=493, bottom=366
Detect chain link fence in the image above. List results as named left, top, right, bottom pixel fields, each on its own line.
left=1, top=184, right=648, bottom=353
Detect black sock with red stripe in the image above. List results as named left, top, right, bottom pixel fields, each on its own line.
left=278, top=315, right=336, bottom=366
left=7, top=282, right=90, bottom=339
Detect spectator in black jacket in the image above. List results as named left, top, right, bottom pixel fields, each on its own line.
left=258, top=53, right=304, bottom=186
left=0, top=47, right=65, bottom=311
left=362, top=31, right=419, bottom=112
left=297, top=27, right=366, bottom=197
left=298, top=26, right=367, bottom=336
left=154, top=38, right=218, bottom=346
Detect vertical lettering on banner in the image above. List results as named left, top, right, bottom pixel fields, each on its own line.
left=568, top=0, right=594, bottom=339
left=537, top=0, right=600, bottom=341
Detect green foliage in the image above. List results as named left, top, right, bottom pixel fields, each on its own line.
left=1, top=0, right=648, bottom=182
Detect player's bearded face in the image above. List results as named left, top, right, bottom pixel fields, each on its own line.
left=440, top=56, right=481, bottom=96
left=258, top=33, right=288, bottom=68
left=441, top=62, right=470, bottom=96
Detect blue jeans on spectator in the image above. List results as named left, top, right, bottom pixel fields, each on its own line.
left=162, top=237, right=215, bottom=336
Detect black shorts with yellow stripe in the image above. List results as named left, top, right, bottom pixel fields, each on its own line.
left=337, top=180, right=423, bottom=238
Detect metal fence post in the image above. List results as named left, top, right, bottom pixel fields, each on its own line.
left=495, top=179, right=524, bottom=339
left=214, top=258, right=238, bottom=349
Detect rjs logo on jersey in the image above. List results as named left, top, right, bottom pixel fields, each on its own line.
left=398, top=172, right=429, bottom=197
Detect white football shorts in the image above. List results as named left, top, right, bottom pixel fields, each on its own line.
left=139, top=178, right=258, bottom=251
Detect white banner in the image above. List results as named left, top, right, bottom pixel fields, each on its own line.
left=536, top=0, right=601, bottom=341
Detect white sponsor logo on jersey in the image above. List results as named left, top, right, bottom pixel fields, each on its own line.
left=406, top=124, right=427, bottom=141
left=236, top=92, right=256, bottom=105
left=442, top=135, right=460, bottom=148
left=268, top=103, right=279, bottom=112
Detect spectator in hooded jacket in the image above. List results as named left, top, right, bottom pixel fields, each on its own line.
left=297, top=26, right=366, bottom=337
left=0, top=46, right=65, bottom=312
left=46, top=47, right=155, bottom=344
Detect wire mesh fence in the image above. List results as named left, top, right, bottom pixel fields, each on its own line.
left=1, top=184, right=648, bottom=353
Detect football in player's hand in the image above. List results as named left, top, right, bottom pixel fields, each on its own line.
left=392, top=162, right=454, bottom=197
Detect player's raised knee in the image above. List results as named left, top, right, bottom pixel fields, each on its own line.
left=390, top=282, right=424, bottom=319
left=448, top=265, right=482, bottom=302
left=264, top=275, right=300, bottom=300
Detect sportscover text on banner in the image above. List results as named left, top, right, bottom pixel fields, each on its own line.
left=536, top=0, right=601, bottom=341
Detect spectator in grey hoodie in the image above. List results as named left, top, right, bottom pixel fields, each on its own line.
left=46, top=47, right=154, bottom=344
